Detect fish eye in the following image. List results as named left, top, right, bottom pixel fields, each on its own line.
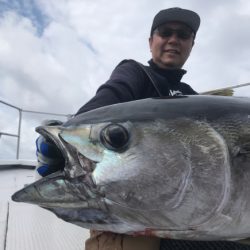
left=100, top=124, right=129, bottom=151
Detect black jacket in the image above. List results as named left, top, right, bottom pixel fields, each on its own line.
left=76, top=59, right=197, bottom=115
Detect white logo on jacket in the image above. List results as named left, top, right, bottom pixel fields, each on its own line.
left=169, top=90, right=183, bottom=96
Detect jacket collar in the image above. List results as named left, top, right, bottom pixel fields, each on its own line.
left=148, top=59, right=186, bottom=83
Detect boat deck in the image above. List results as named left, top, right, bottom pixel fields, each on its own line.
left=0, top=161, right=89, bottom=250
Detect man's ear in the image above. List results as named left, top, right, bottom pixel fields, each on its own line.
left=149, top=37, right=153, bottom=51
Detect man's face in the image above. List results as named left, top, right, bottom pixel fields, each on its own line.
left=149, top=22, right=194, bottom=69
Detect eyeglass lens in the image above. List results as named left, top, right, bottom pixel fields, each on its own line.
left=156, top=28, right=193, bottom=40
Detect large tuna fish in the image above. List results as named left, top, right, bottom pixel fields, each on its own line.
left=12, top=95, right=250, bottom=241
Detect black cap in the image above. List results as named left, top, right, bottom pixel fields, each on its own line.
left=150, top=7, right=200, bottom=36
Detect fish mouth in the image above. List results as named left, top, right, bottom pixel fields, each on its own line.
left=36, top=125, right=97, bottom=180
left=12, top=125, right=100, bottom=207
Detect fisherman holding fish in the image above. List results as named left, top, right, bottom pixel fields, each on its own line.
left=34, top=7, right=250, bottom=250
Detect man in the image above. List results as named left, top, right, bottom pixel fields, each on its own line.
left=76, top=7, right=198, bottom=115
left=37, top=7, right=250, bottom=250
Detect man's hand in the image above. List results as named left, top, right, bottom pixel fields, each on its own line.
left=36, top=120, right=65, bottom=177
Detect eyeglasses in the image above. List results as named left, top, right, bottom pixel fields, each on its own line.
left=154, top=27, right=194, bottom=40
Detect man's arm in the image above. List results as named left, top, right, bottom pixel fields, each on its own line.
left=76, top=60, right=147, bottom=114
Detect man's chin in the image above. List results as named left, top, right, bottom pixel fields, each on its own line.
left=158, top=61, right=182, bottom=69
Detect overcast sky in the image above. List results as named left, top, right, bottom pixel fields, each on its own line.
left=1, top=0, right=250, bottom=160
